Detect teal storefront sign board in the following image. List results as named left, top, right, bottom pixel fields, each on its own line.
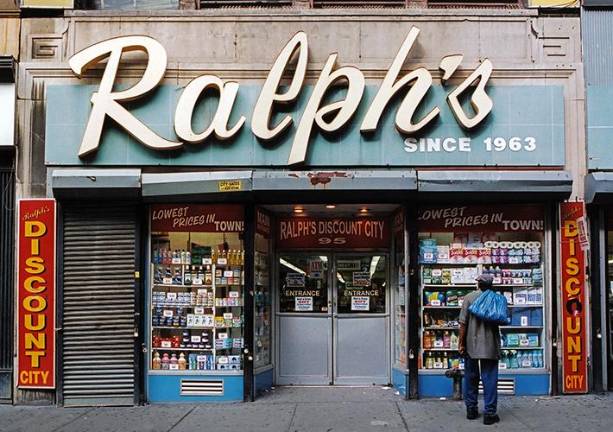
left=45, top=84, right=565, bottom=167
left=587, top=85, right=613, bottom=170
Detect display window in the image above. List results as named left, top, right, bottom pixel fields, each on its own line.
left=605, top=211, right=613, bottom=389
left=417, top=204, right=547, bottom=372
left=149, top=204, right=245, bottom=373
left=393, top=210, right=407, bottom=368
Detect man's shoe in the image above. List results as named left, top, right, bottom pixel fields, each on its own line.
left=483, top=414, right=500, bottom=425
left=466, top=408, right=479, bottom=420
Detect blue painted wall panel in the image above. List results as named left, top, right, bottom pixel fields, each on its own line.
left=587, top=85, right=613, bottom=170
left=45, top=84, right=565, bottom=167
left=392, top=367, right=408, bottom=396
left=419, top=373, right=549, bottom=398
left=255, top=368, right=274, bottom=396
left=148, top=374, right=243, bottom=403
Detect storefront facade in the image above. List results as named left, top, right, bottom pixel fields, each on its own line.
left=583, top=1, right=613, bottom=393
left=15, top=10, right=585, bottom=405
left=0, top=6, right=19, bottom=404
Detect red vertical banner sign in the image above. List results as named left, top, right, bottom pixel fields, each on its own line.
left=17, top=199, right=56, bottom=389
left=559, top=202, right=588, bottom=394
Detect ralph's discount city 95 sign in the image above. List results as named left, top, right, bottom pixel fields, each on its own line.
left=17, top=199, right=56, bottom=389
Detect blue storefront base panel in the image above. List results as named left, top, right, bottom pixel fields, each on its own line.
left=513, top=373, right=550, bottom=395
left=392, top=367, right=409, bottom=397
left=255, top=368, right=274, bottom=396
left=419, top=374, right=454, bottom=398
left=148, top=374, right=243, bottom=403
left=419, top=373, right=550, bottom=398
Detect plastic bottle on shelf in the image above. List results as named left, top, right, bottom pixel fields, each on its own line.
left=170, top=353, right=178, bottom=368
left=186, top=250, right=192, bottom=265
left=426, top=352, right=434, bottom=369
left=161, top=353, right=170, bottom=370
left=450, top=332, right=459, bottom=350
left=211, top=249, right=217, bottom=264
left=180, top=250, right=186, bottom=265
left=178, top=353, right=187, bottom=370
left=152, top=351, right=161, bottom=370
left=423, top=331, right=432, bottom=349
left=443, top=331, right=450, bottom=349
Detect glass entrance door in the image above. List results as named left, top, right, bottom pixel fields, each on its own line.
left=333, top=255, right=389, bottom=385
left=277, top=254, right=332, bottom=385
left=276, top=253, right=389, bottom=385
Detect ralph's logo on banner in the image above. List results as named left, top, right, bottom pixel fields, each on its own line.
left=68, top=27, right=493, bottom=165
left=17, top=199, right=56, bottom=389
left=560, top=202, right=588, bottom=394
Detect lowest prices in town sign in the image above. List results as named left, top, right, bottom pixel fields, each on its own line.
left=560, top=202, right=588, bottom=394
left=17, top=199, right=56, bottom=389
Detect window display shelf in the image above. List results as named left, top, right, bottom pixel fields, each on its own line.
left=149, top=369, right=243, bottom=376
left=152, top=304, right=214, bottom=308
left=500, top=325, right=543, bottom=329
left=509, top=304, right=543, bottom=308
left=424, top=284, right=536, bottom=288
left=501, top=346, right=542, bottom=350
left=425, top=262, right=541, bottom=266
left=420, top=368, right=548, bottom=375
left=152, top=347, right=214, bottom=352
left=153, top=326, right=215, bottom=330
left=424, top=326, right=458, bottom=330
left=153, top=284, right=213, bottom=288
left=423, top=306, right=462, bottom=309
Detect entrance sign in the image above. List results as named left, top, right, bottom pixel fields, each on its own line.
left=17, top=199, right=56, bottom=389
left=277, top=217, right=390, bottom=249
left=559, top=202, right=588, bottom=394
left=351, top=296, right=370, bottom=312
left=295, top=297, right=313, bottom=312
left=68, top=28, right=493, bottom=165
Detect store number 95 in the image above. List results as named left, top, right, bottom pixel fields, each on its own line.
left=318, top=237, right=347, bottom=245
left=484, top=137, right=536, bottom=152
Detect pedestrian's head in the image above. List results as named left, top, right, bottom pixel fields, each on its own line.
left=475, top=273, right=494, bottom=291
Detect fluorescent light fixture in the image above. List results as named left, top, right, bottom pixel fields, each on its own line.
left=319, top=256, right=328, bottom=262
left=369, top=256, right=381, bottom=277
left=326, top=204, right=336, bottom=209
left=294, top=207, right=304, bottom=214
left=280, top=258, right=306, bottom=275
left=336, top=272, right=346, bottom=284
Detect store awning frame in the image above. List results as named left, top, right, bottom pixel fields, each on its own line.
left=585, top=172, right=613, bottom=204
left=51, top=168, right=141, bottom=200
left=417, top=170, right=573, bottom=202
left=50, top=169, right=572, bottom=203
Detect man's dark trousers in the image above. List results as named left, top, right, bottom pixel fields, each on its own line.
left=463, top=356, right=498, bottom=415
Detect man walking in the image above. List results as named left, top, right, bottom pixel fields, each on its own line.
left=458, top=273, right=501, bottom=425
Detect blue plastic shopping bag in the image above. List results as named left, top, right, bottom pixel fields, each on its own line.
left=468, top=290, right=510, bottom=325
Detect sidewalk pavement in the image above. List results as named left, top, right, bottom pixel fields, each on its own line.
left=1, top=387, right=612, bottom=432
